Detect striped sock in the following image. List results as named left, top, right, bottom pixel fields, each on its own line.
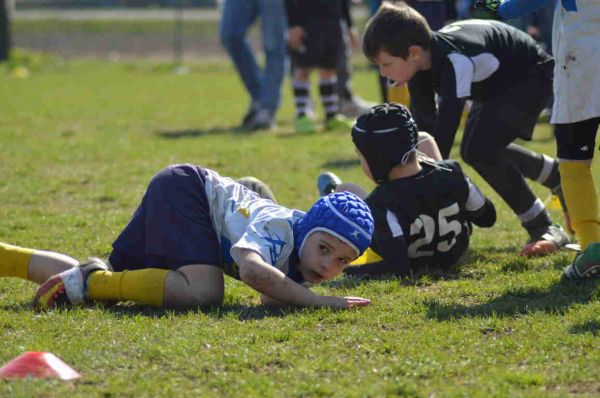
left=293, top=79, right=311, bottom=118
left=319, top=77, right=339, bottom=120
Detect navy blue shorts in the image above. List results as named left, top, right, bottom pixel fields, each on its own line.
left=108, top=164, right=222, bottom=272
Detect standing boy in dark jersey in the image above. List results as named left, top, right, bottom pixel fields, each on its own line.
left=285, top=0, right=354, bottom=133
left=362, top=3, right=570, bottom=256
left=323, top=103, right=497, bottom=278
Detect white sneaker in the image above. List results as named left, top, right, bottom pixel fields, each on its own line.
left=339, top=96, right=377, bottom=118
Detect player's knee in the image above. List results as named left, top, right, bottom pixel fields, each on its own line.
left=186, top=289, right=224, bottom=308
left=461, top=145, right=487, bottom=166
left=263, top=40, right=285, bottom=58
left=219, top=30, right=244, bottom=52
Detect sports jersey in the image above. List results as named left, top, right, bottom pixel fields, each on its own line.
left=346, top=160, right=495, bottom=277
left=497, top=0, right=600, bottom=123
left=409, top=19, right=553, bottom=149
left=551, top=0, right=600, bottom=123
left=202, top=169, right=304, bottom=281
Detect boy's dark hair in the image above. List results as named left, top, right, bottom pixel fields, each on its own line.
left=351, top=103, right=418, bottom=184
left=363, top=2, right=432, bottom=61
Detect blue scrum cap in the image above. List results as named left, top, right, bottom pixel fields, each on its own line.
left=294, top=191, right=374, bottom=257
left=351, top=102, right=418, bottom=183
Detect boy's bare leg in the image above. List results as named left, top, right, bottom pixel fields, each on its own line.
left=318, top=69, right=336, bottom=80
left=0, top=242, right=77, bottom=284
left=37, top=263, right=226, bottom=309
left=28, top=251, right=78, bottom=284
left=163, top=264, right=225, bottom=308
left=295, top=68, right=310, bottom=81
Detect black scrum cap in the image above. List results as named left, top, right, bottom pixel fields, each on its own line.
left=351, top=103, right=418, bottom=183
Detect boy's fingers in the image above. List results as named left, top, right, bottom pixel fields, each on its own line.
left=345, top=296, right=371, bottom=307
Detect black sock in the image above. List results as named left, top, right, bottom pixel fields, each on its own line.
left=501, top=143, right=560, bottom=189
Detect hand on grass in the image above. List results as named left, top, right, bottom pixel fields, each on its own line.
left=317, top=295, right=371, bottom=309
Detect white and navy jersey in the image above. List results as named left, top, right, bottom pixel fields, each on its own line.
left=347, top=160, right=495, bottom=277
left=202, top=170, right=304, bottom=281
left=409, top=19, right=553, bottom=146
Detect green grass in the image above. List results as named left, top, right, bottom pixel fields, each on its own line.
left=14, top=18, right=221, bottom=35
left=1, top=56, right=600, bottom=397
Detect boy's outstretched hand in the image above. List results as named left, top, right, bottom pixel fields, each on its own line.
left=318, top=296, right=371, bottom=309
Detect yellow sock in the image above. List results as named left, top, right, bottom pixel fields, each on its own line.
left=87, top=269, right=169, bottom=307
left=559, top=162, right=600, bottom=249
left=0, top=242, right=34, bottom=280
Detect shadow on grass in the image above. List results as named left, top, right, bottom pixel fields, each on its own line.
left=569, top=320, right=600, bottom=336
left=425, top=279, right=600, bottom=321
left=326, top=263, right=463, bottom=290
left=321, top=158, right=360, bottom=169
left=0, top=299, right=305, bottom=321
left=95, top=301, right=306, bottom=321
left=155, top=126, right=245, bottom=138
left=0, top=302, right=37, bottom=312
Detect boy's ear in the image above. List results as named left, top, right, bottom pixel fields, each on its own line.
left=407, top=45, right=424, bottom=61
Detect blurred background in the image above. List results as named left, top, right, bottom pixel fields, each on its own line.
left=4, top=0, right=374, bottom=61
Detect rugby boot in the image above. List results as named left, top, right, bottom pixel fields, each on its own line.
left=563, top=242, right=600, bottom=281
left=33, top=258, right=108, bottom=310
left=521, top=224, right=570, bottom=256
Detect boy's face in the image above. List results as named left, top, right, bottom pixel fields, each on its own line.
left=298, top=231, right=357, bottom=284
left=374, top=48, right=423, bottom=86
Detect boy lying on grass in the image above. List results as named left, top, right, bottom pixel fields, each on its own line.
left=246, top=104, right=497, bottom=278
left=0, top=164, right=374, bottom=310
left=331, top=103, right=496, bottom=277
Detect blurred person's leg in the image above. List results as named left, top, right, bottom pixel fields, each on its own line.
left=219, top=0, right=261, bottom=125
left=336, top=22, right=353, bottom=104
left=336, top=22, right=376, bottom=118
left=293, top=68, right=316, bottom=133
left=319, top=69, right=339, bottom=121
left=256, top=0, right=288, bottom=117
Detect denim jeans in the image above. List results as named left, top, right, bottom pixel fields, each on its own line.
left=219, top=0, right=288, bottom=113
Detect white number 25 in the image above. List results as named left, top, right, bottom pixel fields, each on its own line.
left=407, top=203, right=462, bottom=258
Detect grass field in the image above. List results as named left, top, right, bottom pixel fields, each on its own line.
left=1, top=55, right=600, bottom=397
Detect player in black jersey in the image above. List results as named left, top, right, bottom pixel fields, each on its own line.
left=321, top=103, right=496, bottom=278
left=285, top=0, right=354, bottom=133
left=362, top=2, right=571, bottom=257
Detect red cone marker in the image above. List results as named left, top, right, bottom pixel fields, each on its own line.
left=0, top=352, right=81, bottom=380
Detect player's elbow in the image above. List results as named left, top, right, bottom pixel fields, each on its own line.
left=471, top=201, right=497, bottom=228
